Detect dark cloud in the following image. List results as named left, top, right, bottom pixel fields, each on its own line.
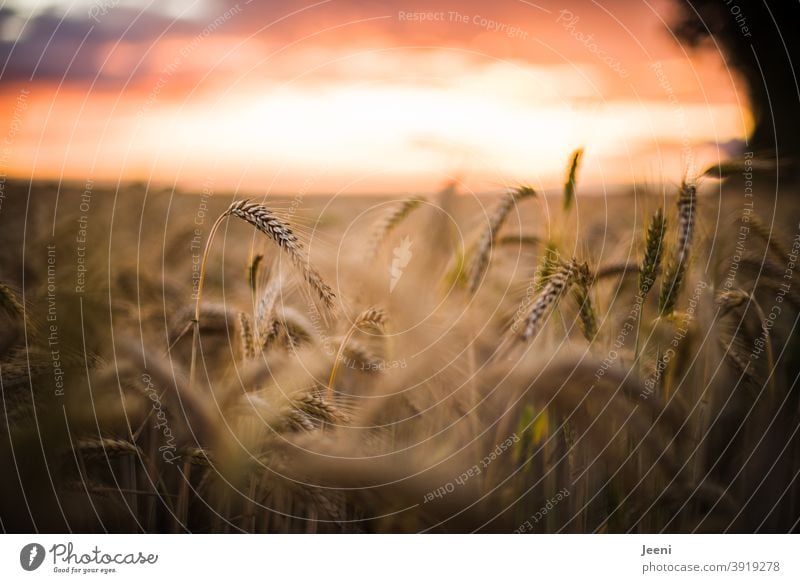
left=0, top=5, right=199, bottom=84
left=0, top=0, right=683, bottom=86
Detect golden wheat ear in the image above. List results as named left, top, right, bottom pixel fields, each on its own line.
left=572, top=262, right=597, bottom=341
left=518, top=258, right=578, bottom=341
left=227, top=200, right=336, bottom=311
left=190, top=199, right=338, bottom=387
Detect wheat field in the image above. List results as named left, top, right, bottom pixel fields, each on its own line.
left=0, top=154, right=798, bottom=533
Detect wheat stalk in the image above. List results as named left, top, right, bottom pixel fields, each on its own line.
left=519, top=259, right=578, bottom=341
left=467, top=186, right=536, bottom=294
left=659, top=182, right=696, bottom=315
left=497, top=234, right=541, bottom=248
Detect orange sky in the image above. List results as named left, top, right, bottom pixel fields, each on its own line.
left=0, top=0, right=750, bottom=194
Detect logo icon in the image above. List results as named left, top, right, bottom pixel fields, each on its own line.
left=20, top=543, right=45, bottom=571
left=389, top=236, right=413, bottom=292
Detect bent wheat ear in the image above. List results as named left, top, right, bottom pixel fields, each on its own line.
left=190, top=199, right=336, bottom=388
left=639, top=208, right=667, bottom=297
left=659, top=182, right=696, bottom=315
left=369, top=196, right=425, bottom=255
left=467, top=186, right=536, bottom=294
left=520, top=259, right=578, bottom=341
left=228, top=200, right=336, bottom=311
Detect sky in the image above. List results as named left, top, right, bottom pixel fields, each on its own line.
left=0, top=0, right=750, bottom=195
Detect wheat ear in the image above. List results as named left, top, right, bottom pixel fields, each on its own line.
left=519, top=259, right=578, bottom=341
left=659, top=182, right=696, bottom=315
left=369, top=196, right=425, bottom=255
left=467, top=186, right=536, bottom=294
left=190, top=200, right=336, bottom=387
left=247, top=253, right=263, bottom=303
left=572, top=262, right=597, bottom=341
left=563, top=147, right=584, bottom=212
left=639, top=208, right=667, bottom=297
left=228, top=200, right=336, bottom=310
left=0, top=283, right=23, bottom=319
left=238, top=312, right=256, bottom=361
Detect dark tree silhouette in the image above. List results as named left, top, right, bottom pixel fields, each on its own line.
left=672, top=1, right=800, bottom=158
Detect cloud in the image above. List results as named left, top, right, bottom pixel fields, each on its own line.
left=0, top=0, right=682, bottom=86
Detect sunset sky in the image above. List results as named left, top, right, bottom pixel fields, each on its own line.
left=0, top=0, right=750, bottom=194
